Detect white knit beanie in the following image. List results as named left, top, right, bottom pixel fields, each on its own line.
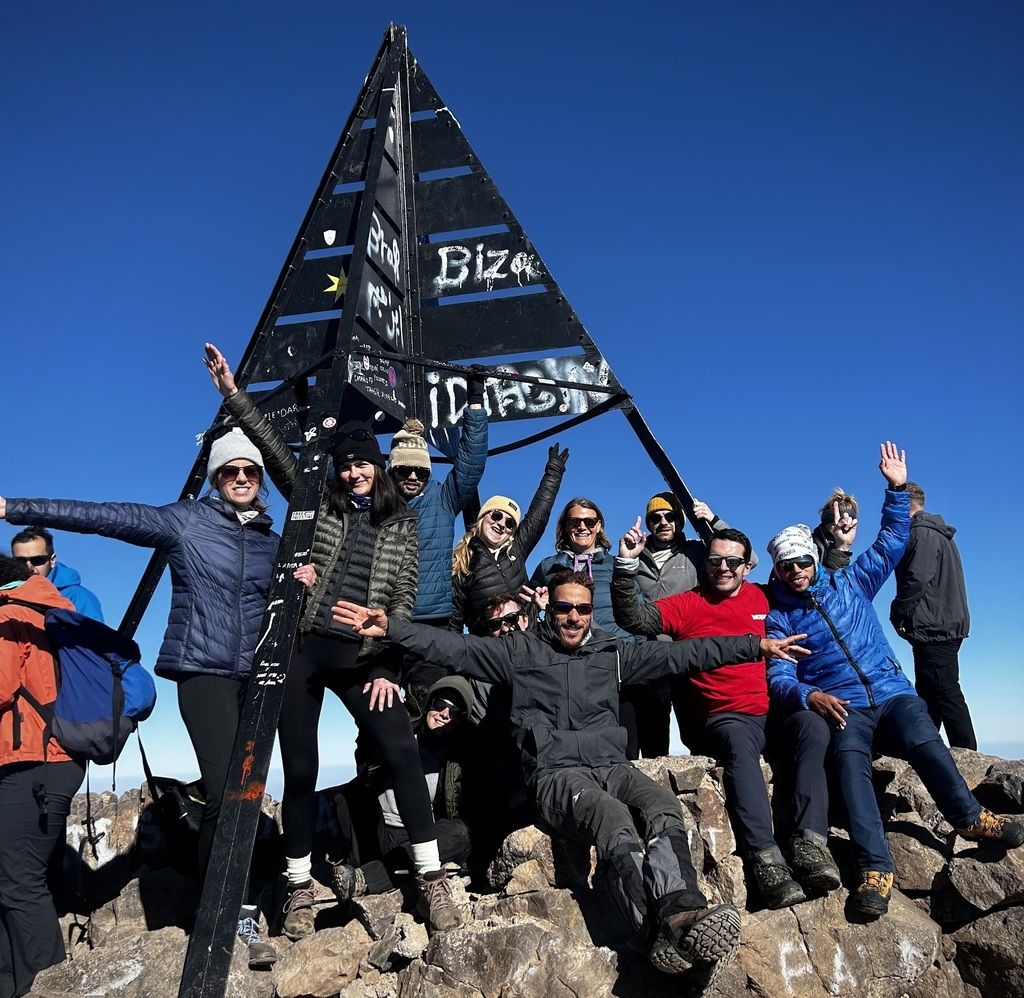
left=389, top=418, right=432, bottom=471
left=767, top=524, right=819, bottom=566
left=206, top=428, right=265, bottom=486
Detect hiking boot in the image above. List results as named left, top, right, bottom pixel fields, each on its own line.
left=237, top=908, right=276, bottom=969
left=649, top=904, right=741, bottom=977
left=752, top=856, right=806, bottom=909
left=789, top=834, right=842, bottom=893
left=282, top=880, right=316, bottom=941
left=416, top=869, right=465, bottom=933
left=955, top=809, right=1024, bottom=848
left=852, top=870, right=893, bottom=917
left=330, top=861, right=367, bottom=903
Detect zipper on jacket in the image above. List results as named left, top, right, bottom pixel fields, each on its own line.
left=236, top=522, right=246, bottom=673
left=808, top=594, right=876, bottom=708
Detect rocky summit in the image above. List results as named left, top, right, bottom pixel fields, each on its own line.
left=30, top=748, right=1024, bottom=997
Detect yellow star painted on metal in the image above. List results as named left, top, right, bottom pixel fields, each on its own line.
left=324, top=271, right=348, bottom=303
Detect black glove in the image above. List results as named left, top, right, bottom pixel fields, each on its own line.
left=466, top=365, right=487, bottom=406
left=547, top=443, right=569, bottom=467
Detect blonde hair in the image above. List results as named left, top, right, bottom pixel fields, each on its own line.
left=818, top=488, right=858, bottom=523
left=452, top=512, right=515, bottom=579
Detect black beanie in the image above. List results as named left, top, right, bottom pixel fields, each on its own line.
left=331, top=420, right=385, bottom=470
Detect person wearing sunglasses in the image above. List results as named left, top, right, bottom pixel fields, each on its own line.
left=333, top=569, right=810, bottom=980
left=0, top=424, right=285, bottom=968
left=766, top=442, right=1023, bottom=919
left=329, top=677, right=476, bottom=904
left=613, top=524, right=837, bottom=910
left=811, top=489, right=859, bottom=571
left=385, top=372, right=488, bottom=709
left=204, top=342, right=460, bottom=940
left=449, top=443, right=569, bottom=633
left=9, top=526, right=104, bottom=622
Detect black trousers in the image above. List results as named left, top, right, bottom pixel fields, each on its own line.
left=911, top=639, right=977, bottom=750
left=0, top=760, right=86, bottom=998
left=177, top=674, right=247, bottom=879
left=619, top=680, right=672, bottom=759
left=279, top=634, right=435, bottom=859
left=534, top=762, right=705, bottom=939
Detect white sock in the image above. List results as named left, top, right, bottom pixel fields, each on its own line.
left=286, top=854, right=312, bottom=886
left=411, top=840, right=442, bottom=875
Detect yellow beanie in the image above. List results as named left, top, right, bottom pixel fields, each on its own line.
left=479, top=495, right=521, bottom=529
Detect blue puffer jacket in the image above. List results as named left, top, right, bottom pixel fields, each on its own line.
left=766, top=488, right=914, bottom=712
left=48, top=561, right=104, bottom=622
left=529, top=547, right=641, bottom=642
left=6, top=495, right=279, bottom=681
left=410, top=407, right=488, bottom=620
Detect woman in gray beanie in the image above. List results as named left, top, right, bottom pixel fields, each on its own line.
left=0, top=422, right=300, bottom=969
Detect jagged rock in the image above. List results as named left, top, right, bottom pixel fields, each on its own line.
left=93, top=867, right=199, bottom=936
left=29, top=926, right=270, bottom=998
left=690, top=780, right=737, bottom=863
left=483, top=825, right=590, bottom=891
left=352, top=888, right=406, bottom=939
left=392, top=912, right=430, bottom=960
left=737, top=888, right=939, bottom=998
left=503, top=859, right=550, bottom=895
left=489, top=888, right=593, bottom=949
left=66, top=789, right=144, bottom=871
left=396, top=962, right=483, bottom=997
left=904, top=958, right=968, bottom=998
left=948, top=748, right=1005, bottom=790
left=632, top=753, right=715, bottom=795
left=704, top=852, right=747, bottom=909
left=952, top=906, right=1024, bottom=996
left=885, top=816, right=948, bottom=893
left=973, top=758, right=1024, bottom=813
left=941, top=843, right=1024, bottom=916
left=273, top=920, right=373, bottom=997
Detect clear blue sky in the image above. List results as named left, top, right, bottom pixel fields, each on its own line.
left=3, top=2, right=1022, bottom=794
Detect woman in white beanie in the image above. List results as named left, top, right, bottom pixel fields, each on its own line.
left=0, top=422, right=306, bottom=967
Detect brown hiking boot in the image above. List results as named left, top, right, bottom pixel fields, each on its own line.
left=282, top=880, right=316, bottom=940
left=330, top=861, right=367, bottom=903
left=955, top=809, right=1024, bottom=848
left=852, top=870, right=893, bottom=917
left=649, top=904, right=741, bottom=977
left=416, top=869, right=465, bottom=933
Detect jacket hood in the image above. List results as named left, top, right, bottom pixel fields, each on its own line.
left=1, top=574, right=75, bottom=611
left=48, top=560, right=83, bottom=591
left=911, top=512, right=955, bottom=539
left=426, top=674, right=475, bottom=716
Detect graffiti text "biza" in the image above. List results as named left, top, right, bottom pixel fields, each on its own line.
left=432, top=244, right=543, bottom=295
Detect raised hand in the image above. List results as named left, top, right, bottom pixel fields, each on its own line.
left=807, top=690, right=851, bottom=729
left=828, top=500, right=858, bottom=551
left=618, top=516, right=647, bottom=558
left=531, top=585, right=549, bottom=612
left=760, top=633, right=811, bottom=664
left=332, top=600, right=389, bottom=637
left=691, top=500, right=714, bottom=522
left=547, top=443, right=569, bottom=466
left=204, top=342, right=238, bottom=398
left=878, top=440, right=907, bottom=487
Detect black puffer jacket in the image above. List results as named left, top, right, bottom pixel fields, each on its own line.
left=223, top=389, right=418, bottom=661
left=6, top=495, right=279, bottom=681
left=387, top=617, right=760, bottom=784
left=449, top=454, right=565, bottom=631
left=891, top=512, right=970, bottom=643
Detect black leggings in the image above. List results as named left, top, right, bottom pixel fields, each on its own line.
left=279, top=634, right=436, bottom=859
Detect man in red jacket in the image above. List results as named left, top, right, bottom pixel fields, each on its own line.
left=0, top=555, right=87, bottom=997
left=612, top=526, right=839, bottom=910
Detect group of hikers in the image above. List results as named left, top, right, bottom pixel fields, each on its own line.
left=0, top=341, right=1019, bottom=996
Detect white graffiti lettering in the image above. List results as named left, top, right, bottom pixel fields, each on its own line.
left=431, top=243, right=542, bottom=296
left=367, top=211, right=400, bottom=282
left=432, top=245, right=472, bottom=294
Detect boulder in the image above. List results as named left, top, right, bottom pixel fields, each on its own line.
left=941, top=844, right=1024, bottom=917
left=952, top=905, right=1024, bottom=997
left=973, top=759, right=1024, bottom=814
left=483, top=825, right=590, bottom=891
left=885, top=817, right=948, bottom=893
left=690, top=780, right=736, bottom=863
left=273, top=920, right=373, bottom=998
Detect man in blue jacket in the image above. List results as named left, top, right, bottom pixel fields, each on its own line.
left=387, top=369, right=488, bottom=704
left=765, top=442, right=1023, bottom=917
left=10, top=526, right=103, bottom=621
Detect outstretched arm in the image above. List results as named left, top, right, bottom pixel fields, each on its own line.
left=513, top=444, right=568, bottom=558
left=611, top=521, right=664, bottom=636
left=440, top=372, right=489, bottom=514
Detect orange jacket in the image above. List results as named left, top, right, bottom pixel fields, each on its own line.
left=0, top=576, right=75, bottom=766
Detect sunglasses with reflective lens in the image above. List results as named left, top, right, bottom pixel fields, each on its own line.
left=647, top=511, right=677, bottom=525
left=706, top=555, right=746, bottom=571
left=218, top=464, right=262, bottom=481
left=552, top=600, right=594, bottom=616
left=398, top=467, right=430, bottom=480
left=567, top=516, right=599, bottom=529
left=778, top=556, right=816, bottom=572
left=428, top=695, right=465, bottom=720
left=486, top=610, right=524, bottom=632
left=16, top=554, right=51, bottom=567
left=487, top=509, right=516, bottom=529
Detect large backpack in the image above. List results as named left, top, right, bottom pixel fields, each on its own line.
left=1, top=597, right=156, bottom=764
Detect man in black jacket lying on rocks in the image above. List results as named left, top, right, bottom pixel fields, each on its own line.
left=334, top=569, right=809, bottom=978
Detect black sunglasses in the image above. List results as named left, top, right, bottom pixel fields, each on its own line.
left=567, top=515, right=599, bottom=529
left=647, top=511, right=677, bottom=525
left=16, top=554, right=51, bottom=567
left=397, top=467, right=430, bottom=480
left=337, top=427, right=374, bottom=441
left=487, top=509, right=516, bottom=529
left=486, top=610, right=524, bottom=632
left=706, top=555, right=746, bottom=570
left=428, top=695, right=465, bottom=720
left=218, top=464, right=262, bottom=481
left=552, top=600, right=594, bottom=616
left=778, top=556, right=816, bottom=572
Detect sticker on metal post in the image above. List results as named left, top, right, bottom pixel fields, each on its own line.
left=290, top=510, right=316, bottom=521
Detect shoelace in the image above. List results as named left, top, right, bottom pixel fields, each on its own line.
left=757, top=863, right=792, bottom=888
left=236, top=916, right=260, bottom=945
left=422, top=874, right=455, bottom=910
left=861, top=871, right=891, bottom=891
left=284, top=884, right=315, bottom=912
left=972, top=811, right=1004, bottom=834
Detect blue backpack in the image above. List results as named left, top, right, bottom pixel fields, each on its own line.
left=3, top=598, right=157, bottom=765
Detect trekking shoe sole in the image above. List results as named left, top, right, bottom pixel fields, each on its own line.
left=851, top=894, right=889, bottom=918
left=247, top=942, right=278, bottom=969
left=677, top=904, right=742, bottom=965
left=649, top=928, right=693, bottom=975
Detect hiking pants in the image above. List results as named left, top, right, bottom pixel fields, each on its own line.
left=762, top=710, right=832, bottom=847
left=534, top=762, right=705, bottom=937
left=0, top=760, right=85, bottom=998
left=911, top=639, right=977, bottom=750
left=830, top=694, right=980, bottom=871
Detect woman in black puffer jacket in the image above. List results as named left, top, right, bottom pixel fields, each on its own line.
left=204, top=343, right=458, bottom=940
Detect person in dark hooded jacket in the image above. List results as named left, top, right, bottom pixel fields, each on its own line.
left=0, top=425, right=292, bottom=969
left=890, top=482, right=975, bottom=749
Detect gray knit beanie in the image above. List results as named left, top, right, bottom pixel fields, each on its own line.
left=206, top=428, right=265, bottom=486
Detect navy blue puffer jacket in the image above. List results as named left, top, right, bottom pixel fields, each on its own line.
left=766, top=488, right=913, bottom=712
left=6, top=495, right=279, bottom=681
